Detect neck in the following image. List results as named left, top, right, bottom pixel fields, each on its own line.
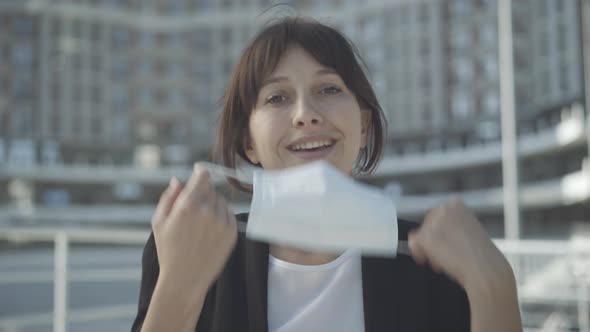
left=270, top=244, right=340, bottom=265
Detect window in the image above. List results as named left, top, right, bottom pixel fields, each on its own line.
left=112, top=57, right=128, bottom=77
left=453, top=58, right=473, bottom=81
left=451, top=0, right=470, bottom=15
left=169, top=62, right=185, bottom=80
left=13, top=18, right=33, bottom=36
left=451, top=27, right=470, bottom=49
left=452, top=92, right=471, bottom=117
left=193, top=0, right=212, bottom=10
left=140, top=32, right=156, bottom=49
left=168, top=90, right=184, bottom=107
left=170, top=0, right=186, bottom=13
left=112, top=27, right=129, bottom=45
left=112, top=85, right=129, bottom=107
left=483, top=91, right=499, bottom=114
left=11, top=79, right=33, bottom=99
left=139, top=60, right=154, bottom=76
left=480, top=23, right=496, bottom=45
left=112, top=116, right=129, bottom=139
left=483, top=56, right=498, bottom=79
left=169, top=35, right=185, bottom=50
left=194, top=30, right=211, bottom=50
left=138, top=88, right=154, bottom=106
left=419, top=3, right=430, bottom=22
left=12, top=109, right=33, bottom=136
left=11, top=44, right=33, bottom=66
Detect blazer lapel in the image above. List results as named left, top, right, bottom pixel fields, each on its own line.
left=362, top=255, right=427, bottom=332
left=362, top=256, right=399, bottom=332
left=245, top=238, right=269, bottom=332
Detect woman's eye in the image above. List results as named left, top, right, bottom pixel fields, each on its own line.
left=265, top=95, right=287, bottom=105
left=321, top=86, right=342, bottom=95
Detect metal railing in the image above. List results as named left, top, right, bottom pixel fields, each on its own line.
left=0, top=227, right=148, bottom=332
left=1, top=227, right=589, bottom=331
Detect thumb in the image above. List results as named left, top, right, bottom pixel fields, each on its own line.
left=408, top=230, right=427, bottom=266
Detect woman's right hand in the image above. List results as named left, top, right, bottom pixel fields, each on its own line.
left=151, top=163, right=238, bottom=292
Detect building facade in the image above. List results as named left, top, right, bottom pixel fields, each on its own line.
left=0, top=0, right=588, bottom=239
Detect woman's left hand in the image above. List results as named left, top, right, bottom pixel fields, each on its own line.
left=407, top=197, right=513, bottom=293
left=409, top=197, right=522, bottom=331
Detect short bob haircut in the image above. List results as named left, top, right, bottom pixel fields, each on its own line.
left=213, top=16, right=387, bottom=192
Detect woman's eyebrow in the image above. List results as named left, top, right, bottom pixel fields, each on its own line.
left=315, top=68, right=338, bottom=76
left=260, top=68, right=338, bottom=89
left=260, top=76, right=288, bottom=89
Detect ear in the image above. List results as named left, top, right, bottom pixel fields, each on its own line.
left=360, top=109, right=372, bottom=149
left=243, top=135, right=260, bottom=164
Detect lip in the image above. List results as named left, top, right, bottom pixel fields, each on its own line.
left=285, top=134, right=338, bottom=161
left=287, top=141, right=336, bottom=161
left=286, top=135, right=337, bottom=149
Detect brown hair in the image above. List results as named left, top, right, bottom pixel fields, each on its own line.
left=213, top=16, right=387, bottom=192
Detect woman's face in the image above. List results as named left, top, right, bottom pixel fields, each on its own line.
left=244, top=45, right=371, bottom=175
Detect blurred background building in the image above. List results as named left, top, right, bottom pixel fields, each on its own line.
left=0, top=0, right=589, bottom=331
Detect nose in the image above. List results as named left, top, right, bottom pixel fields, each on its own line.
left=292, top=96, right=323, bottom=128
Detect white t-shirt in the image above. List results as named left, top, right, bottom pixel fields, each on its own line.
left=267, top=249, right=365, bottom=332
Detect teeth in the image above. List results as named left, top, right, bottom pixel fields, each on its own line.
left=291, top=140, right=333, bottom=151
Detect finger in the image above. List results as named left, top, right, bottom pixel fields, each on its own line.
left=152, top=177, right=182, bottom=225
left=226, top=210, right=238, bottom=239
left=163, top=177, right=183, bottom=216
left=408, top=230, right=427, bottom=266
left=216, top=196, right=230, bottom=225
left=179, top=163, right=212, bottom=205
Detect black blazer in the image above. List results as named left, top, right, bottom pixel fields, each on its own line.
left=131, top=213, right=470, bottom=332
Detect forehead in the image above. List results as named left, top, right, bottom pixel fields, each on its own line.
left=264, top=45, right=340, bottom=82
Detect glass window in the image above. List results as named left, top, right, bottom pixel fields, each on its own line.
left=11, top=44, right=33, bottom=66
left=112, top=27, right=129, bottom=45
left=169, top=63, right=185, bottom=80
left=193, top=0, right=212, bottom=10
left=139, top=60, right=154, bottom=76
left=483, top=56, right=498, bottom=79
left=483, top=91, right=499, bottom=114
left=480, top=23, right=496, bottom=45
left=452, top=92, right=471, bottom=117
left=453, top=58, right=473, bottom=81
left=169, top=35, right=185, bottom=50
left=109, top=0, right=126, bottom=8
left=112, top=85, right=129, bottom=107
left=112, top=57, right=128, bottom=77
left=451, top=26, right=470, bottom=49
left=13, top=18, right=34, bottom=35
left=170, top=0, right=186, bottom=13
left=451, top=0, right=470, bottom=15
left=113, top=116, right=129, bottom=139
left=138, top=88, right=154, bottom=106
left=11, top=109, right=33, bottom=135
left=140, top=32, right=155, bottom=49
left=194, top=29, right=211, bottom=50
left=11, top=79, right=33, bottom=99
left=168, top=90, right=184, bottom=106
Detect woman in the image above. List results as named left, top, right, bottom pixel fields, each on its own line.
left=131, top=17, right=522, bottom=332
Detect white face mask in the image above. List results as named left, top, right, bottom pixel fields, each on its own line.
left=203, top=160, right=409, bottom=257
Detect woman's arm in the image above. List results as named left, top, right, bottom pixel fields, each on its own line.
left=140, top=274, right=210, bottom=332
left=463, top=252, right=521, bottom=332
left=132, top=165, right=238, bottom=332
left=131, top=232, right=213, bottom=332
left=409, top=198, right=522, bottom=332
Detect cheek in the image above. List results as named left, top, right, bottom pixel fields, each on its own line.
left=249, top=114, right=282, bottom=150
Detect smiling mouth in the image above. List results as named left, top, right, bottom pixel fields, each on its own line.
left=287, top=139, right=336, bottom=152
